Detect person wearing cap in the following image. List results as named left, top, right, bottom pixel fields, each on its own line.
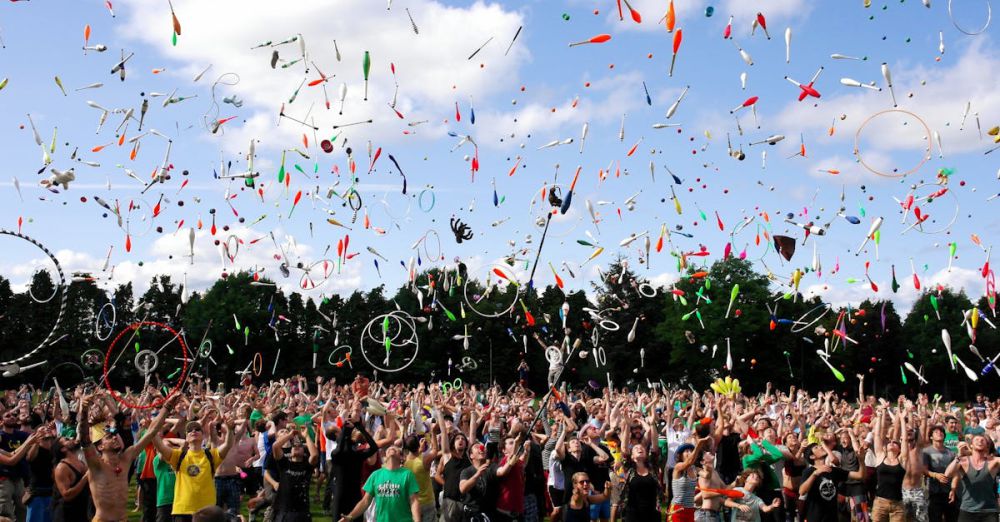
left=798, top=440, right=866, bottom=522
left=151, top=413, right=237, bottom=522
left=77, top=392, right=180, bottom=522
left=339, top=445, right=420, bottom=522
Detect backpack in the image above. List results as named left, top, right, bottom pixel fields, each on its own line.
left=174, top=448, right=216, bottom=476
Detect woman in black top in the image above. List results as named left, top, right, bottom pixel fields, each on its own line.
left=328, top=418, right=378, bottom=518
left=872, top=408, right=909, bottom=522
left=564, top=472, right=610, bottom=522
left=618, top=444, right=662, bottom=522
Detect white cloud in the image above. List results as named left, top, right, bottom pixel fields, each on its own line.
left=803, top=266, right=986, bottom=315
left=774, top=39, right=1000, bottom=157
left=117, top=0, right=527, bottom=152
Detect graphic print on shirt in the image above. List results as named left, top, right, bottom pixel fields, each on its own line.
left=377, top=481, right=402, bottom=499
left=818, top=476, right=836, bottom=501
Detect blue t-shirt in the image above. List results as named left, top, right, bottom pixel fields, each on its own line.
left=0, top=430, right=29, bottom=479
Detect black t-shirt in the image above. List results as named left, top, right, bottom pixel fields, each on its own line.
left=443, top=454, right=472, bottom=500
left=28, top=446, right=55, bottom=493
left=524, top=440, right=545, bottom=498
left=588, top=442, right=611, bottom=491
left=275, top=458, right=315, bottom=513
left=716, top=433, right=743, bottom=485
left=560, top=446, right=596, bottom=501
left=624, top=471, right=660, bottom=521
left=802, top=466, right=849, bottom=522
left=0, top=430, right=29, bottom=479
left=837, top=444, right=865, bottom=497
left=460, top=463, right=498, bottom=513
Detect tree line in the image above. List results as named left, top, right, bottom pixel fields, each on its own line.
left=1, top=257, right=995, bottom=399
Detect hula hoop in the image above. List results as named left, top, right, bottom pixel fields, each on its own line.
left=638, top=283, right=657, bottom=298
left=103, top=321, right=188, bottom=410
left=223, top=235, right=240, bottom=263
left=41, top=361, right=87, bottom=392
left=948, top=0, right=992, bottom=34
left=414, top=230, right=443, bottom=262
left=463, top=263, right=521, bottom=318
left=359, top=311, right=420, bottom=372
left=95, top=302, right=117, bottom=341
left=854, top=109, right=932, bottom=178
left=198, top=339, right=213, bottom=358
left=418, top=188, right=436, bottom=212
left=0, top=230, right=68, bottom=365
left=600, top=319, right=621, bottom=331
left=790, top=303, right=834, bottom=333
left=253, top=352, right=263, bottom=376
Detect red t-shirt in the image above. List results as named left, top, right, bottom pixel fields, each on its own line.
left=496, top=456, right=525, bottom=513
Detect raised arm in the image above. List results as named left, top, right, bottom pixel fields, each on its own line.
left=126, top=394, right=180, bottom=462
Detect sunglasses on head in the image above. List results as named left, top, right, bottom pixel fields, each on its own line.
left=187, top=426, right=203, bottom=433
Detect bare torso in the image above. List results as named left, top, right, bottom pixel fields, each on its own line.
left=88, top=455, right=132, bottom=522
left=902, top=445, right=926, bottom=488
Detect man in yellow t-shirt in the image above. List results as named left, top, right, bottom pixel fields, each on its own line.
left=153, top=419, right=234, bottom=521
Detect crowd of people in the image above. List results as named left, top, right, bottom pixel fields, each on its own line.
left=0, top=373, right=997, bottom=522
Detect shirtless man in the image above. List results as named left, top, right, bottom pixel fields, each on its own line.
left=77, top=393, right=179, bottom=522
left=696, top=449, right=725, bottom=522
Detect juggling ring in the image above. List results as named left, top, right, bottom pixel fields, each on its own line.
left=359, top=311, right=420, bottom=372
left=593, top=346, right=607, bottom=367
left=458, top=356, right=478, bottom=370
left=41, top=361, right=87, bottom=392
left=252, top=352, right=263, bottom=376
left=223, top=235, right=240, bottom=264
left=378, top=191, right=412, bottom=227
left=328, top=345, right=353, bottom=368
left=418, top=188, right=435, bottom=212
left=0, top=230, right=68, bottom=365
left=903, top=183, right=960, bottom=235
left=95, top=302, right=117, bottom=341
left=599, top=319, right=621, bottom=331
left=790, top=303, right=834, bottom=333
left=463, top=263, right=521, bottom=318
left=441, top=378, right=462, bottom=395
left=198, top=339, right=213, bottom=358
left=134, top=350, right=159, bottom=375
left=637, top=283, right=657, bottom=298
left=854, top=109, right=932, bottom=178
left=527, top=184, right=581, bottom=238
left=948, top=0, right=992, bottom=34
left=103, top=321, right=188, bottom=410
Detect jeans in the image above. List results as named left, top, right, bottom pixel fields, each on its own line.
left=215, top=475, right=243, bottom=519
left=27, top=495, right=52, bottom=522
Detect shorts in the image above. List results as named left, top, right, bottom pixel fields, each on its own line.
left=872, top=497, right=905, bottom=522
left=548, top=487, right=565, bottom=508
left=0, top=477, right=24, bottom=518
left=695, top=509, right=721, bottom=522
left=590, top=499, right=611, bottom=519
left=419, top=502, right=437, bottom=522
left=670, top=505, right=696, bottom=522
left=902, top=487, right=928, bottom=522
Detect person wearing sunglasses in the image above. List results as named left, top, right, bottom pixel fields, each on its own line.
left=77, top=392, right=180, bottom=522
left=564, top=472, right=611, bottom=522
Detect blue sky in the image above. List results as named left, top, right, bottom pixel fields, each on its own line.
left=0, top=0, right=996, bottom=314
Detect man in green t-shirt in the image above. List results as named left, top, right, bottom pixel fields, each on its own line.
left=944, top=415, right=961, bottom=453
left=339, top=445, right=420, bottom=522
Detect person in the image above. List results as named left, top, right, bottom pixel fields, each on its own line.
left=799, top=441, right=865, bottom=522
left=0, top=407, right=31, bottom=521
left=725, top=469, right=782, bottom=522
left=77, top=393, right=179, bottom=522
left=214, top=412, right=254, bottom=521
left=871, top=407, right=909, bottom=522
left=923, top=426, right=957, bottom=522
left=191, top=506, right=226, bottom=522
left=943, top=417, right=961, bottom=454
left=672, top=438, right=709, bottom=522
left=270, top=425, right=319, bottom=522
left=495, top=435, right=531, bottom=521
left=458, top=442, right=499, bottom=522
left=944, top=435, right=1000, bottom=522
left=51, top=429, right=91, bottom=522
left=402, top=434, right=437, bottom=522
left=339, top=445, right=420, bottom=522
left=25, top=424, right=58, bottom=522
left=327, top=407, right=379, bottom=519
left=900, top=404, right=929, bottom=522
left=617, top=443, right=662, bottom=522
left=437, top=402, right=471, bottom=522
left=152, top=448, right=177, bottom=522
left=563, top=472, right=611, bottom=522
left=151, top=412, right=236, bottom=521
left=697, top=447, right=725, bottom=522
